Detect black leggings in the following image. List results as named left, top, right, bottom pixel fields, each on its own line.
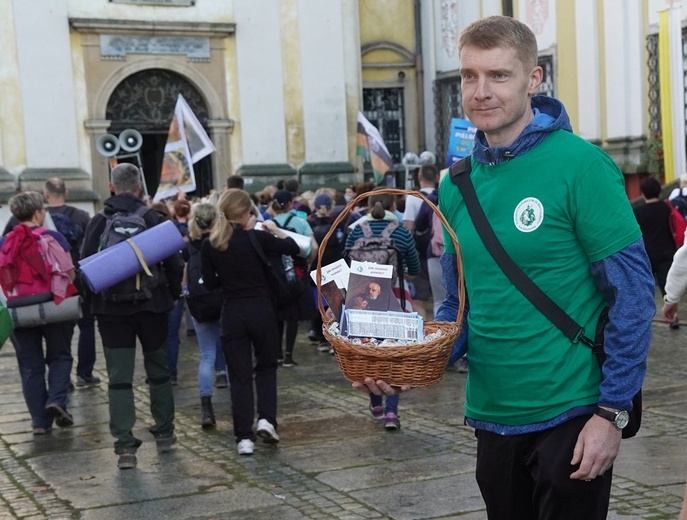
left=278, top=320, right=299, bottom=357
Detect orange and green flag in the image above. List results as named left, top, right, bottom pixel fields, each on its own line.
left=356, top=112, right=393, bottom=184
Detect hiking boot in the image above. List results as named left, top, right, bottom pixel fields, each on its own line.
left=237, top=439, right=254, bottom=455
left=670, top=318, right=680, bottom=330
left=384, top=412, right=401, bottom=431
left=117, top=452, right=137, bottom=470
left=155, top=434, right=177, bottom=452
left=76, top=375, right=101, bottom=387
left=369, top=405, right=384, bottom=419
left=256, top=419, right=280, bottom=444
left=214, top=373, right=228, bottom=388
left=282, top=354, right=297, bottom=367
left=200, top=396, right=216, bottom=429
left=307, top=329, right=318, bottom=342
left=45, top=403, right=73, bottom=427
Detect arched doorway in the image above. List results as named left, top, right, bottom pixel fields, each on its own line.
left=106, top=69, right=214, bottom=198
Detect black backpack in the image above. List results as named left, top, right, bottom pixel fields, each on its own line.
left=98, top=206, right=161, bottom=303
left=247, top=230, right=305, bottom=309
left=309, top=216, right=344, bottom=267
left=672, top=188, right=687, bottom=218
left=186, top=239, right=222, bottom=322
left=50, top=209, right=84, bottom=249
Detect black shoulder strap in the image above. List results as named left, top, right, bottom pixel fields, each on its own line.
left=449, top=156, right=600, bottom=357
left=247, top=229, right=270, bottom=267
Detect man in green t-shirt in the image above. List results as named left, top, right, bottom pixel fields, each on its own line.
left=356, top=15, right=655, bottom=520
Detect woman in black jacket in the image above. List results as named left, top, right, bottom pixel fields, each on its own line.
left=201, top=189, right=299, bottom=456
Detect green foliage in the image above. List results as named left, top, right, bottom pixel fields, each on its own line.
left=646, top=132, right=664, bottom=178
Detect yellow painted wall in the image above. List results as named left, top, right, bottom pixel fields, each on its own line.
left=0, top=0, right=26, bottom=171
left=280, top=0, right=304, bottom=166
left=359, top=0, right=415, bottom=51
left=555, top=0, right=578, bottom=132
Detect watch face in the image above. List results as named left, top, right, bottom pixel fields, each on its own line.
left=615, top=411, right=630, bottom=429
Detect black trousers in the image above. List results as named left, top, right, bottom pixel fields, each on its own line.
left=221, top=296, right=279, bottom=443
left=475, top=414, right=612, bottom=520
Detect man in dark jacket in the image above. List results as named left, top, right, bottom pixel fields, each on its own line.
left=81, top=163, right=184, bottom=470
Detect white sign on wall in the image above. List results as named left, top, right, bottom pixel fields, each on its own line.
left=111, top=0, right=194, bottom=6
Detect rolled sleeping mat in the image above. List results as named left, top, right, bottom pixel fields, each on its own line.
left=254, top=221, right=311, bottom=258
left=79, top=220, right=185, bottom=294
left=9, top=296, right=82, bottom=328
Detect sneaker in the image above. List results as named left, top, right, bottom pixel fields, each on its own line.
left=282, top=355, right=297, bottom=367
left=317, top=341, right=331, bottom=353
left=45, top=403, right=73, bottom=427
left=76, top=375, right=101, bottom=387
left=384, top=412, right=401, bottom=431
left=277, top=357, right=284, bottom=365
left=170, top=374, right=178, bottom=386
left=307, top=329, right=318, bottom=342
left=369, top=405, right=384, bottom=419
left=256, top=418, right=280, bottom=444
left=155, top=434, right=177, bottom=452
left=670, top=319, right=680, bottom=330
left=456, top=357, right=469, bottom=373
left=237, top=439, right=254, bottom=455
left=117, top=452, right=137, bottom=470
left=329, top=346, right=335, bottom=355
left=32, top=427, right=52, bottom=435
left=214, top=373, right=228, bottom=388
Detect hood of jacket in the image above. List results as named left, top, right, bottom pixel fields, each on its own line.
left=472, top=95, right=572, bottom=165
left=102, top=192, right=147, bottom=217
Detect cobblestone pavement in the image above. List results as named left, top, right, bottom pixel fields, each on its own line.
left=0, top=304, right=685, bottom=518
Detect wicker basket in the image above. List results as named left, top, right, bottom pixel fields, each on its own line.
left=315, top=187, right=466, bottom=388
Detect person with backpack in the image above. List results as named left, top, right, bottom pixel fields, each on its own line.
left=185, top=202, right=226, bottom=429
left=634, top=177, right=680, bottom=329
left=307, top=191, right=344, bottom=353
left=270, top=190, right=318, bottom=367
left=0, top=191, right=77, bottom=434
left=344, top=188, right=421, bottom=431
left=80, top=163, right=184, bottom=470
left=43, top=177, right=101, bottom=389
left=3, top=178, right=97, bottom=389
left=200, top=189, right=299, bottom=456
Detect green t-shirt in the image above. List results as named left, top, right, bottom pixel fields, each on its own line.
left=439, top=130, right=642, bottom=425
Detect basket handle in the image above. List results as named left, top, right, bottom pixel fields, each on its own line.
left=314, top=187, right=466, bottom=327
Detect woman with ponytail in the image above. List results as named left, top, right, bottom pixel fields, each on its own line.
left=200, top=189, right=299, bottom=456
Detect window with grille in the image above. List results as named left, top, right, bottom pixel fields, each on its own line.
left=362, top=88, right=405, bottom=164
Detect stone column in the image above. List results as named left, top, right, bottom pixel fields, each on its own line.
left=207, top=119, right=234, bottom=191
left=84, top=119, right=114, bottom=207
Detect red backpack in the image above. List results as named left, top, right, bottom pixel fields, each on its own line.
left=666, top=200, right=687, bottom=248
left=0, top=225, right=76, bottom=305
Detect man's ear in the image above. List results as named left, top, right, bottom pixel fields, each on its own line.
left=108, top=182, right=115, bottom=194
left=528, top=66, right=543, bottom=95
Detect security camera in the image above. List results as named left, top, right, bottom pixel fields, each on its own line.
left=398, top=71, right=406, bottom=79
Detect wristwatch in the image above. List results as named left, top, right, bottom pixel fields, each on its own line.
left=594, top=407, right=630, bottom=430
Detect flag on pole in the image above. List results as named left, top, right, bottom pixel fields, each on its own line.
left=155, top=94, right=216, bottom=201
left=658, top=6, right=686, bottom=184
left=356, top=112, right=393, bottom=184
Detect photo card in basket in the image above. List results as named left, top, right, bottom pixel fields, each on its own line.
left=344, top=261, right=401, bottom=313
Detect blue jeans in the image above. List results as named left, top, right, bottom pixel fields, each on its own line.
left=369, top=393, right=399, bottom=414
left=192, top=317, right=225, bottom=397
left=167, top=298, right=185, bottom=376
left=12, top=321, right=74, bottom=429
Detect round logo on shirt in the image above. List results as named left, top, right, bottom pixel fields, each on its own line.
left=513, top=197, right=544, bottom=232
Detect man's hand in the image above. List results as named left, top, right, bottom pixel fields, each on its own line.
left=663, top=301, right=678, bottom=322
left=352, top=377, right=411, bottom=396
left=569, top=414, right=622, bottom=480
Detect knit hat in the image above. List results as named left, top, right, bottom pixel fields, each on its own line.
left=314, top=193, right=332, bottom=209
